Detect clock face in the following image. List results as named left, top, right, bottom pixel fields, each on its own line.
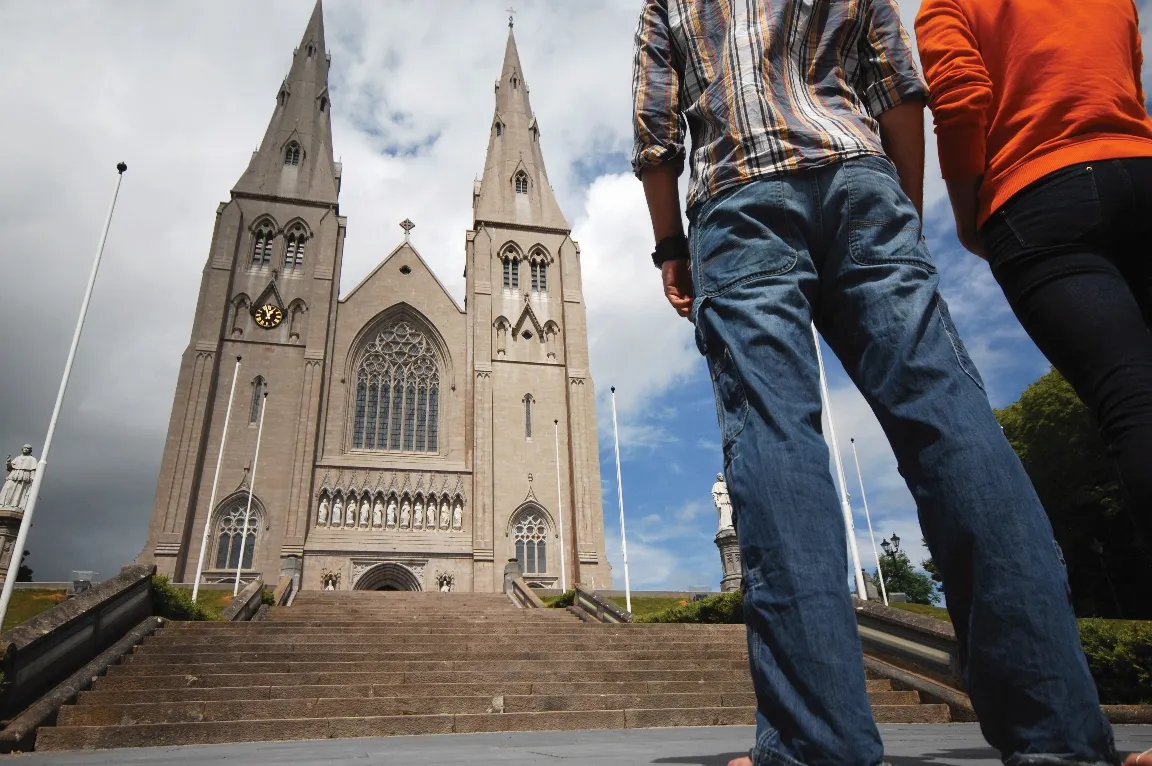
left=254, top=304, right=283, bottom=329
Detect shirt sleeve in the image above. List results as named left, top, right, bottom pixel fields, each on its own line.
left=915, top=0, right=993, bottom=178
left=857, top=0, right=930, bottom=118
left=631, top=0, right=687, bottom=179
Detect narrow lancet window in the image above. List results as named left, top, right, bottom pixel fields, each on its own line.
left=523, top=394, right=533, bottom=439
left=251, top=224, right=274, bottom=268
left=515, top=172, right=529, bottom=195
left=285, top=143, right=301, bottom=166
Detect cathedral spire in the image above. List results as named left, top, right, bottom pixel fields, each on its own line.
left=473, top=25, right=568, bottom=231
left=233, top=0, right=339, bottom=205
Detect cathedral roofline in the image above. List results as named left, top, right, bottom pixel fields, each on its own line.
left=341, top=240, right=464, bottom=314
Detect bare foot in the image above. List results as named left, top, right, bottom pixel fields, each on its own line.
left=1123, top=752, right=1151, bottom=766
left=727, top=758, right=753, bottom=766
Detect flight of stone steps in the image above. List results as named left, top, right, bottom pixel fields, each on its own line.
left=36, top=591, right=949, bottom=751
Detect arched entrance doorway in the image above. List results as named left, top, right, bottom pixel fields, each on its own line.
left=353, top=562, right=422, bottom=591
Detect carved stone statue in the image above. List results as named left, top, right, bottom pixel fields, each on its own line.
left=427, top=500, right=437, bottom=530
left=439, top=499, right=450, bottom=530
left=345, top=498, right=356, bottom=526
left=359, top=498, right=370, bottom=526
left=452, top=501, right=463, bottom=530
left=400, top=499, right=412, bottom=529
left=372, top=498, right=384, bottom=527
left=1, top=446, right=37, bottom=511
left=712, top=473, right=734, bottom=532
left=331, top=496, right=344, bottom=527
left=413, top=498, right=424, bottom=529
left=386, top=498, right=398, bottom=527
left=317, top=496, right=329, bottom=525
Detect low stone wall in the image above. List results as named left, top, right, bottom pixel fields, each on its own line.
left=571, top=588, right=633, bottom=623
left=853, top=597, right=961, bottom=688
left=0, top=565, right=153, bottom=718
left=220, top=578, right=264, bottom=622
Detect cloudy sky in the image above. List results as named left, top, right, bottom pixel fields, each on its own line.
left=2, top=0, right=1148, bottom=589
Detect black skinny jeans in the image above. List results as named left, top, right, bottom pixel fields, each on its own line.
left=981, top=157, right=1152, bottom=517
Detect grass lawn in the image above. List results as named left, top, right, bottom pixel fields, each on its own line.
left=2, top=589, right=68, bottom=632
left=609, top=596, right=692, bottom=619
left=173, top=587, right=235, bottom=620
left=886, top=601, right=950, bottom=622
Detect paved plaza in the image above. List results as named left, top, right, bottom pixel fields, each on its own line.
left=10, top=725, right=1152, bottom=765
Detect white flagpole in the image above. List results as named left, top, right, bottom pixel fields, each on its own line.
left=0, top=162, right=127, bottom=630
left=234, top=392, right=267, bottom=596
left=553, top=419, right=567, bottom=592
left=609, top=387, right=632, bottom=613
left=811, top=323, right=868, bottom=600
left=192, top=355, right=241, bottom=601
left=850, top=437, right=888, bottom=605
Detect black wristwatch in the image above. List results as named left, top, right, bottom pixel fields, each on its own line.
left=652, top=233, right=690, bottom=269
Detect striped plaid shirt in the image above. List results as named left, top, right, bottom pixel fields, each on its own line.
left=632, top=0, right=929, bottom=211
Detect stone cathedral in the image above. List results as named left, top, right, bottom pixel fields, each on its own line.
left=137, top=2, right=612, bottom=593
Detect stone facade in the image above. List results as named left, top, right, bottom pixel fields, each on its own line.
left=136, top=3, right=611, bottom=593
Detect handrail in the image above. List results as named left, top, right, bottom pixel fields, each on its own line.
left=572, top=587, right=632, bottom=623
left=508, top=575, right=545, bottom=609
left=272, top=574, right=294, bottom=606
left=852, top=598, right=961, bottom=688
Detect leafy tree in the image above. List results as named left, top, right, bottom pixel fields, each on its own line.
left=871, top=534, right=940, bottom=605
left=920, top=537, right=942, bottom=584
left=16, top=550, right=32, bottom=582
left=995, top=368, right=1151, bottom=618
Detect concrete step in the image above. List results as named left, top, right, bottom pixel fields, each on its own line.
left=106, top=659, right=751, bottom=677
left=156, top=623, right=745, bottom=634
left=76, top=679, right=789, bottom=706
left=125, top=650, right=750, bottom=665
left=140, top=637, right=749, bottom=652
left=91, top=668, right=754, bottom=691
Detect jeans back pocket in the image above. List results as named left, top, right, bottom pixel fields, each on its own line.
left=999, top=164, right=1101, bottom=248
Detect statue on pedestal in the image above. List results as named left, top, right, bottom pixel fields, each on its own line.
left=317, top=496, right=330, bottom=525
left=712, top=473, right=734, bottom=532
left=386, top=498, right=398, bottom=527
left=1, top=446, right=37, bottom=511
left=372, top=498, right=384, bottom=527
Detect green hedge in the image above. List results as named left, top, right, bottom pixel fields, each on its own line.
left=151, top=575, right=218, bottom=621
left=1079, top=619, right=1152, bottom=704
left=544, top=590, right=575, bottom=608
left=635, top=591, right=743, bottom=624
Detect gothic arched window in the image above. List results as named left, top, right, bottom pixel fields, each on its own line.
left=284, top=225, right=306, bottom=271
left=351, top=320, right=441, bottom=453
left=213, top=504, right=257, bottom=570
left=251, top=223, right=274, bottom=268
left=514, top=172, right=529, bottom=195
left=530, top=262, right=548, bottom=293
left=285, top=142, right=301, bottom=166
left=250, top=377, right=266, bottom=424
left=513, top=509, right=548, bottom=575
left=495, top=121, right=503, bottom=137
left=502, top=253, right=520, bottom=290
left=523, top=394, right=534, bottom=439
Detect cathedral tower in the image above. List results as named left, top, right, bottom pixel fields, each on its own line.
left=139, top=1, right=344, bottom=584
left=466, top=22, right=612, bottom=590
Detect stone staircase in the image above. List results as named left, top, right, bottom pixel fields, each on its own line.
left=35, top=591, right=950, bottom=751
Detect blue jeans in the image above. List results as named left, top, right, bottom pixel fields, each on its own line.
left=687, top=155, right=1117, bottom=766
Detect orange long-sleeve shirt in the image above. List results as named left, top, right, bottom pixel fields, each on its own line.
left=915, top=0, right=1152, bottom=228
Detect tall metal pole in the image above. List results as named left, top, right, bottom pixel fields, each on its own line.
left=0, top=163, right=127, bottom=629
left=192, top=356, right=241, bottom=601
left=609, top=387, right=632, bottom=613
left=811, top=323, right=868, bottom=600
left=234, top=392, right=268, bottom=596
left=850, top=438, right=888, bottom=605
left=553, top=419, right=567, bottom=592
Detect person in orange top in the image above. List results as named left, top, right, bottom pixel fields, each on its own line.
left=917, top=0, right=1152, bottom=532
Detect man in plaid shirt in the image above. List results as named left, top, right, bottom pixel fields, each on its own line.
left=632, top=2, right=1117, bottom=765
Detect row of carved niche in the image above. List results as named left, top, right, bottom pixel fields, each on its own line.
left=316, top=490, right=464, bottom=530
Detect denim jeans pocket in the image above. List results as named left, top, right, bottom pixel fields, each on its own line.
left=692, top=180, right=799, bottom=297
left=999, top=164, right=1101, bottom=248
left=935, top=292, right=986, bottom=392
left=845, top=155, right=934, bottom=271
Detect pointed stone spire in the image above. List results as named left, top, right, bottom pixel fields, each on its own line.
left=473, top=25, right=568, bottom=231
left=233, top=1, right=339, bottom=205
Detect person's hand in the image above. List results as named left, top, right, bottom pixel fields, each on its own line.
left=958, top=228, right=987, bottom=260
left=662, top=258, right=694, bottom=318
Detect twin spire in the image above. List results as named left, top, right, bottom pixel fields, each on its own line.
left=235, top=2, right=566, bottom=232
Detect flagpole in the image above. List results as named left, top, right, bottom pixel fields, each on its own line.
left=850, top=438, right=888, bottom=605
left=812, top=323, right=868, bottom=600
left=0, top=162, right=127, bottom=630
left=234, top=392, right=267, bottom=596
left=192, top=355, right=241, bottom=601
left=609, top=387, right=632, bottom=613
left=553, top=419, right=567, bottom=592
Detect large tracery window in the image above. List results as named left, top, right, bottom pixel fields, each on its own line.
left=352, top=320, right=441, bottom=452
left=514, top=509, right=548, bottom=575
left=213, top=505, right=257, bottom=570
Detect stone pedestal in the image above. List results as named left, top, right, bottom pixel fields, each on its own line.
left=0, top=508, right=23, bottom=576
left=714, top=528, right=741, bottom=593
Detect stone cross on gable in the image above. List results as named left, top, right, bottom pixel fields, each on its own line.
left=400, top=218, right=415, bottom=243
